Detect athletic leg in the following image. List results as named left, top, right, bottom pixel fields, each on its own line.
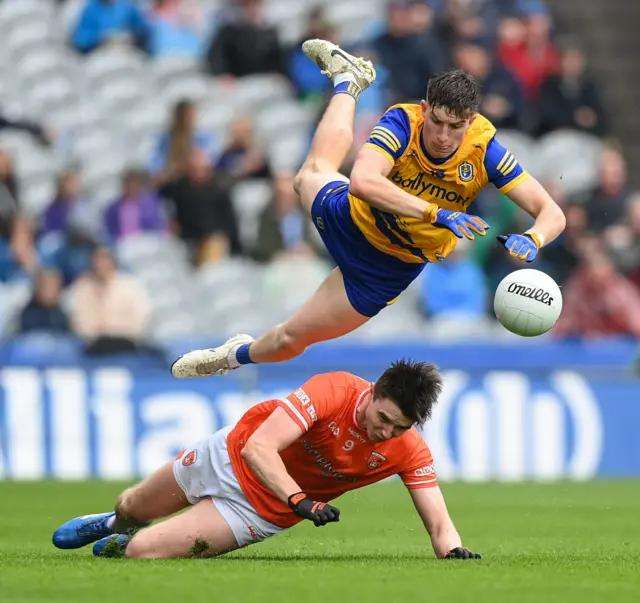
left=52, top=460, right=189, bottom=549
left=249, top=267, right=368, bottom=362
left=114, top=460, right=189, bottom=528
left=170, top=41, right=377, bottom=377
left=250, top=41, right=379, bottom=359
left=294, top=92, right=354, bottom=215
left=294, top=40, right=376, bottom=214
left=123, top=499, right=239, bottom=559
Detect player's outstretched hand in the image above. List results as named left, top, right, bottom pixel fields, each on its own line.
left=433, top=209, right=490, bottom=240
left=288, top=492, right=340, bottom=527
left=444, top=547, right=482, bottom=560
left=496, top=233, right=540, bottom=262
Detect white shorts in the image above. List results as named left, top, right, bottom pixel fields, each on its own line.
left=173, top=425, right=285, bottom=548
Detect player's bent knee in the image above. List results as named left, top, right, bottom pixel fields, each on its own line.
left=124, top=537, right=157, bottom=559
left=293, top=169, right=306, bottom=196
left=294, top=162, right=322, bottom=194
left=124, top=531, right=177, bottom=559
left=116, top=487, right=150, bottom=522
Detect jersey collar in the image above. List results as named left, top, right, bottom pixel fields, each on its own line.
left=353, top=386, right=372, bottom=430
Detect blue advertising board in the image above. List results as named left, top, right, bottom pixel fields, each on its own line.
left=1, top=340, right=639, bottom=481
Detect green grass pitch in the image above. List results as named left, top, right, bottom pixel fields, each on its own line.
left=1, top=480, right=639, bottom=603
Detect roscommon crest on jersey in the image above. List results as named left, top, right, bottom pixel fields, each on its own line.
left=458, top=162, right=474, bottom=182
left=494, top=269, right=562, bottom=337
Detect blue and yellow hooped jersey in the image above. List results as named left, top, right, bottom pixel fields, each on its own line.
left=349, top=103, right=530, bottom=263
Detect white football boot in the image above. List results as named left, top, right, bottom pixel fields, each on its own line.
left=302, top=39, right=376, bottom=90
left=170, top=334, right=255, bottom=378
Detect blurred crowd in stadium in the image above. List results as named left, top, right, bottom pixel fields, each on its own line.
left=0, top=0, right=639, bottom=356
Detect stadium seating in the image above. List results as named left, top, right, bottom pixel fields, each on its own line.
left=0, top=1, right=612, bottom=342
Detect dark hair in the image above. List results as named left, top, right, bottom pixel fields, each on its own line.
left=373, top=359, right=443, bottom=426
left=426, top=68, right=482, bottom=118
left=122, top=168, right=149, bottom=189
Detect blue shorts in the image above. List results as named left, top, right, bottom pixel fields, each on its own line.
left=311, top=180, right=425, bottom=317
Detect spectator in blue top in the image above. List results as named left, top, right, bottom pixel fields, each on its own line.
left=419, top=242, right=487, bottom=319
left=72, top=0, right=152, bottom=55
left=148, top=0, right=207, bottom=59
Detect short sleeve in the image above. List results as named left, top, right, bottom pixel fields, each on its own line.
left=484, top=137, right=530, bottom=194
left=278, top=374, right=340, bottom=433
left=363, top=107, right=411, bottom=165
left=399, top=435, right=438, bottom=490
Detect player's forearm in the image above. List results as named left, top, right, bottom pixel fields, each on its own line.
left=429, top=520, right=463, bottom=559
left=527, top=200, right=566, bottom=248
left=349, top=172, right=436, bottom=221
left=507, top=179, right=566, bottom=247
left=241, top=440, right=302, bottom=504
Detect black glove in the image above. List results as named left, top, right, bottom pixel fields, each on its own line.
left=444, top=547, right=481, bottom=559
left=288, top=492, right=340, bottom=527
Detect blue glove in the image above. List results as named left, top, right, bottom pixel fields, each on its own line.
left=496, top=233, right=541, bottom=262
left=433, top=209, right=490, bottom=240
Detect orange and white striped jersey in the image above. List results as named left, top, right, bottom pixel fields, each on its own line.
left=227, top=371, right=437, bottom=528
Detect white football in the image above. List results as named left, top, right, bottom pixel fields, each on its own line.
left=494, top=269, right=563, bottom=337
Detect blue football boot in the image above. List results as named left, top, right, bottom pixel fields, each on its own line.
left=52, top=512, right=114, bottom=549
left=93, top=534, right=131, bottom=557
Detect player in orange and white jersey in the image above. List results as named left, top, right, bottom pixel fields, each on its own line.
left=52, top=360, right=480, bottom=560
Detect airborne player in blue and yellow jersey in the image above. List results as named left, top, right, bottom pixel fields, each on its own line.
left=171, top=39, right=567, bottom=379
